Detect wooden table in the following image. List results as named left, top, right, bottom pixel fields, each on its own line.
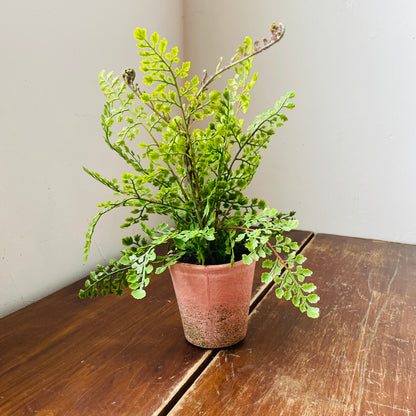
left=1, top=232, right=415, bottom=415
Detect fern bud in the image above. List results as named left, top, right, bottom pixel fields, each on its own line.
left=122, top=68, right=136, bottom=85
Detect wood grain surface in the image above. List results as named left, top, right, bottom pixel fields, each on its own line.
left=0, top=231, right=312, bottom=415
left=0, top=273, right=210, bottom=416
left=169, top=234, right=416, bottom=416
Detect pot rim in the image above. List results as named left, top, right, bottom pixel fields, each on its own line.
left=169, top=257, right=254, bottom=272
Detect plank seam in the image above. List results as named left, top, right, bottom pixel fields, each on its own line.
left=160, top=232, right=316, bottom=415
left=156, top=350, right=217, bottom=416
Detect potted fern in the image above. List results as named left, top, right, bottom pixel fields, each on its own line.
left=80, top=22, right=319, bottom=348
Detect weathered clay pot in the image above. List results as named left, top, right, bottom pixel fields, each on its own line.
left=169, top=259, right=256, bottom=348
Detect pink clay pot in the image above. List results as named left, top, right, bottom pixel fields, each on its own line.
left=169, top=259, right=256, bottom=348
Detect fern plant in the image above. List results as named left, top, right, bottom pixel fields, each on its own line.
left=80, top=23, right=320, bottom=318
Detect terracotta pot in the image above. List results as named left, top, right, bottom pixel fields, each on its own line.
left=169, top=259, right=256, bottom=348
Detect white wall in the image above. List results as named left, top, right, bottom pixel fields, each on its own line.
left=0, top=0, right=183, bottom=317
left=2, top=0, right=416, bottom=317
left=184, top=0, right=416, bottom=245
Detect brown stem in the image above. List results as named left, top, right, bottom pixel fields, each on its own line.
left=196, top=22, right=285, bottom=98
left=266, top=241, right=290, bottom=271
left=216, top=205, right=232, bottom=229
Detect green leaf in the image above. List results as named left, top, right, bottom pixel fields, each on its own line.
left=141, top=93, right=151, bottom=103
left=131, top=288, right=147, bottom=299
left=148, top=249, right=156, bottom=262
left=172, top=46, right=179, bottom=57
left=168, top=90, right=176, bottom=101
left=156, top=265, right=168, bottom=274
left=173, top=238, right=187, bottom=250
left=261, top=272, right=272, bottom=283
left=209, top=90, right=221, bottom=102
left=235, top=233, right=245, bottom=242
left=129, top=282, right=140, bottom=290
left=134, top=28, right=147, bottom=41
left=284, top=290, right=292, bottom=300
left=236, top=179, right=247, bottom=189
left=191, top=75, right=199, bottom=86
left=242, top=254, right=253, bottom=265
left=307, top=306, right=320, bottom=319
left=127, top=272, right=138, bottom=283
left=262, top=259, right=274, bottom=269
left=148, top=150, right=160, bottom=161
left=245, top=239, right=258, bottom=252
left=159, top=38, right=167, bottom=53
left=150, top=32, right=159, bottom=45
left=258, top=200, right=266, bottom=210
left=145, top=264, right=154, bottom=274
left=295, top=254, right=306, bottom=264
left=292, top=295, right=300, bottom=307
left=275, top=287, right=284, bottom=299
left=122, top=236, right=134, bottom=246
left=143, top=75, right=154, bottom=85
left=302, top=283, right=317, bottom=293
left=250, top=252, right=259, bottom=261
left=307, top=294, right=320, bottom=304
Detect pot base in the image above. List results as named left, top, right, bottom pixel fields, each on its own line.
left=181, top=304, right=248, bottom=348
left=169, top=260, right=256, bottom=348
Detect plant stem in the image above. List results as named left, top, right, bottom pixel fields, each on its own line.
left=196, top=23, right=285, bottom=98
left=129, top=179, right=190, bottom=213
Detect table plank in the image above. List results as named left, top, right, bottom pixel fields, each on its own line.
left=0, top=273, right=211, bottom=416
left=0, top=231, right=312, bottom=416
left=168, top=234, right=416, bottom=415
